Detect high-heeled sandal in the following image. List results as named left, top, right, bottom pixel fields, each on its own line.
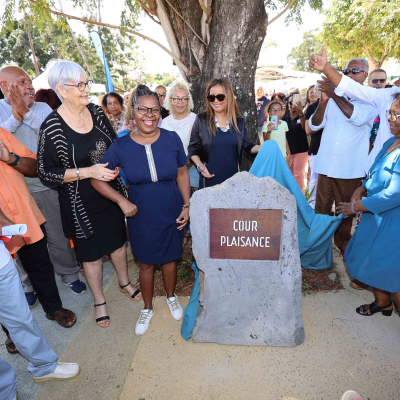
left=119, top=281, right=142, bottom=302
left=356, top=302, right=393, bottom=317
left=94, top=302, right=110, bottom=328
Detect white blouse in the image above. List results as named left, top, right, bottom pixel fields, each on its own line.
left=161, top=112, right=197, bottom=155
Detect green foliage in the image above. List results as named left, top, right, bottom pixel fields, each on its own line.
left=145, top=72, right=179, bottom=88
left=265, top=0, right=323, bottom=25
left=0, top=18, right=143, bottom=91
left=287, top=29, right=344, bottom=71
left=322, top=0, right=400, bottom=68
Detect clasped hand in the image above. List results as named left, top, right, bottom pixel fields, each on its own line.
left=176, top=208, right=189, bottom=231
left=0, top=138, right=13, bottom=163
left=8, top=84, right=29, bottom=122
left=90, top=163, right=118, bottom=181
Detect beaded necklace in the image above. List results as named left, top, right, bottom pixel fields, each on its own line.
left=215, top=115, right=229, bottom=132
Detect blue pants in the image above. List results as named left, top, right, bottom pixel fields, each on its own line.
left=0, top=256, right=58, bottom=400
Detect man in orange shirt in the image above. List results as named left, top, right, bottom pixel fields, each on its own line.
left=0, top=127, right=76, bottom=353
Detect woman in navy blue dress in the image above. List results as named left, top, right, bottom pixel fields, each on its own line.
left=92, top=85, right=191, bottom=336
left=188, top=78, right=260, bottom=188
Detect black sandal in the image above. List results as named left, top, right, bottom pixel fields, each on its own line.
left=119, top=281, right=142, bottom=302
left=94, top=302, right=110, bottom=328
left=5, top=335, right=19, bottom=354
left=356, top=302, right=393, bottom=317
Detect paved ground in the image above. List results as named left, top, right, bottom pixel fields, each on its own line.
left=2, top=249, right=400, bottom=400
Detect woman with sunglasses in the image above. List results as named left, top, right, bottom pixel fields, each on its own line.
left=92, top=85, right=190, bottom=336
left=188, top=78, right=260, bottom=188
left=337, top=94, right=400, bottom=318
left=38, top=60, right=142, bottom=329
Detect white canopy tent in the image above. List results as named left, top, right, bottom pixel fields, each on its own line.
left=32, top=65, right=106, bottom=94
left=255, top=67, right=322, bottom=94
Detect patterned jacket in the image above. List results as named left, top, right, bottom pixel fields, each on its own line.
left=37, top=104, right=126, bottom=239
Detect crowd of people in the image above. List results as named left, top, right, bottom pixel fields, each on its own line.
left=0, top=48, right=399, bottom=399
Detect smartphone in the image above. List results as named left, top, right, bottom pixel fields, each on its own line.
left=293, top=94, right=301, bottom=105
left=270, top=115, right=278, bottom=131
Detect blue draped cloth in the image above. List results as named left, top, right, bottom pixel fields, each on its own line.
left=181, top=140, right=343, bottom=340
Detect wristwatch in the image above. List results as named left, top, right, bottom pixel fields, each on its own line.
left=76, top=168, right=81, bottom=180
left=7, top=152, right=20, bottom=166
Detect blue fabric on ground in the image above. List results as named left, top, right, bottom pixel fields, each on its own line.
left=180, top=140, right=343, bottom=340
left=250, top=140, right=343, bottom=270
left=180, top=261, right=200, bottom=340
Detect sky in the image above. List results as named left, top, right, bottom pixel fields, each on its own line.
left=62, top=0, right=333, bottom=77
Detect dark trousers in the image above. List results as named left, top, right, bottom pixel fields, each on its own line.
left=16, top=225, right=62, bottom=314
left=315, top=174, right=363, bottom=254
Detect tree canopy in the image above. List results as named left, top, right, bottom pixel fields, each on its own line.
left=322, top=0, right=400, bottom=69
left=287, top=29, right=343, bottom=71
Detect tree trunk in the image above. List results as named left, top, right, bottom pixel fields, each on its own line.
left=160, top=0, right=268, bottom=170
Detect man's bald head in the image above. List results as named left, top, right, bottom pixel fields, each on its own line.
left=0, top=66, right=35, bottom=107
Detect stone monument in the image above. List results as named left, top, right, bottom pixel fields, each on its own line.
left=190, top=172, right=305, bottom=346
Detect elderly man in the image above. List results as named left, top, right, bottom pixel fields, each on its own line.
left=0, top=208, right=79, bottom=400
left=307, top=57, right=377, bottom=256
left=309, top=47, right=400, bottom=175
left=368, top=68, right=387, bottom=89
left=155, top=85, right=169, bottom=119
left=0, top=66, right=85, bottom=300
left=0, top=126, right=77, bottom=355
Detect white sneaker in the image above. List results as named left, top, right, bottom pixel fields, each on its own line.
left=341, top=390, right=363, bottom=400
left=33, top=362, right=80, bottom=383
left=135, top=309, right=155, bottom=336
left=166, top=295, right=183, bottom=321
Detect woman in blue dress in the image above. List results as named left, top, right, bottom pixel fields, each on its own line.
left=92, top=85, right=191, bottom=336
left=188, top=78, right=260, bottom=188
left=337, top=93, right=400, bottom=318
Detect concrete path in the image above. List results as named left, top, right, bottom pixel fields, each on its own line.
left=2, top=250, right=400, bottom=400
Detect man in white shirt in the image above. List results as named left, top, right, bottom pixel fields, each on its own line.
left=308, top=58, right=377, bottom=255
left=309, top=46, right=400, bottom=172
left=0, top=66, right=85, bottom=298
left=0, top=210, right=79, bottom=400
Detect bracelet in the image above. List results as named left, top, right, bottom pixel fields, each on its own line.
left=351, top=201, right=356, bottom=214
left=197, top=163, right=204, bottom=172
left=182, top=204, right=190, bottom=209
left=320, top=101, right=328, bottom=105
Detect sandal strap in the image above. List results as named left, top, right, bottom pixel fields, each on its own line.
left=119, top=281, right=131, bottom=289
left=131, top=289, right=141, bottom=299
left=96, top=316, right=110, bottom=323
left=94, top=302, right=107, bottom=307
left=369, top=302, right=392, bottom=314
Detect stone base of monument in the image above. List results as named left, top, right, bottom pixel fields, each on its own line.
left=190, top=172, right=305, bottom=347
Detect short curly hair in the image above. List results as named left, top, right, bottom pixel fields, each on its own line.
left=164, top=80, right=194, bottom=115
left=102, top=92, right=124, bottom=110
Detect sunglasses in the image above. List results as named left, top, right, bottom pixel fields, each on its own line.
left=207, top=94, right=226, bottom=102
left=371, top=79, right=386, bottom=84
left=343, top=68, right=367, bottom=76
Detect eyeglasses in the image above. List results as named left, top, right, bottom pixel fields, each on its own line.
left=343, top=69, right=367, bottom=76
left=172, top=97, right=189, bottom=104
left=64, top=80, right=93, bottom=92
left=207, top=94, right=226, bottom=102
left=386, top=110, right=400, bottom=122
left=371, top=79, right=386, bottom=84
left=157, top=94, right=166, bottom=99
left=269, top=109, right=282, bottom=114
left=136, top=106, right=160, bottom=116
